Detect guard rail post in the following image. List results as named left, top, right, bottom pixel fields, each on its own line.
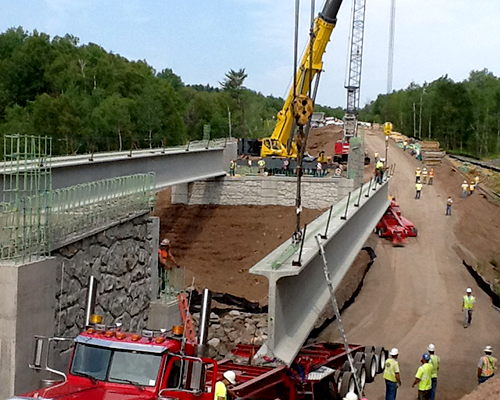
left=340, top=192, right=351, bottom=220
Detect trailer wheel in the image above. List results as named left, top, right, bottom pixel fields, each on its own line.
left=353, top=351, right=365, bottom=364
left=339, top=371, right=355, bottom=399
left=354, top=362, right=367, bottom=392
left=411, top=227, right=418, bottom=236
left=342, top=360, right=352, bottom=372
left=374, top=346, right=386, bottom=373
left=377, top=228, right=384, bottom=237
left=365, top=352, right=378, bottom=382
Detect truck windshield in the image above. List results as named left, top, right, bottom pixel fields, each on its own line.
left=71, top=344, right=162, bottom=387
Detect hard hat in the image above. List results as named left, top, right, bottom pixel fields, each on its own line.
left=484, top=346, right=493, bottom=353
left=380, top=158, right=386, bottom=162
left=466, top=288, right=472, bottom=293
left=390, top=348, right=399, bottom=356
left=160, top=239, right=170, bottom=246
left=223, top=370, right=237, bottom=385
left=463, top=180, right=467, bottom=183
left=343, top=392, right=358, bottom=400
left=422, top=353, right=431, bottom=362
left=427, top=343, right=436, bottom=352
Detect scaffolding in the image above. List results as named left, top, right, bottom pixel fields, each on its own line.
left=1, top=134, right=157, bottom=262
left=0, top=135, right=52, bottom=262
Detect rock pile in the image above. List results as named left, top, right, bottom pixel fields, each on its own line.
left=192, top=310, right=268, bottom=360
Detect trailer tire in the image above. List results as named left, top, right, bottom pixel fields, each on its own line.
left=365, top=352, right=378, bottom=383
left=411, top=227, right=418, bottom=236
left=339, top=371, right=355, bottom=399
left=342, top=360, right=352, bottom=372
left=377, top=228, right=384, bottom=237
left=374, top=346, right=386, bottom=373
left=354, top=362, right=367, bottom=392
left=353, top=352, right=365, bottom=364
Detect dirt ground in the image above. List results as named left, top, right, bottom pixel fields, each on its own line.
left=155, top=125, right=500, bottom=399
left=317, top=129, right=500, bottom=400
left=156, top=204, right=323, bottom=304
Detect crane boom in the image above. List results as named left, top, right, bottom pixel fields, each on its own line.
left=343, top=0, right=367, bottom=139
left=261, top=0, right=344, bottom=158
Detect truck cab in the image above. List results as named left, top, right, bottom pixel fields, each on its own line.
left=9, top=326, right=219, bottom=400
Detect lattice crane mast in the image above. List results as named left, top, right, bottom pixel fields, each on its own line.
left=343, top=0, right=367, bottom=140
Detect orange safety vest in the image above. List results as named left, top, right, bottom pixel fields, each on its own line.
left=158, top=248, right=168, bottom=265
left=429, top=170, right=434, bottom=177
left=480, top=356, right=496, bottom=377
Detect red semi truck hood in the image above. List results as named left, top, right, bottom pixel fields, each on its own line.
left=21, top=381, right=156, bottom=400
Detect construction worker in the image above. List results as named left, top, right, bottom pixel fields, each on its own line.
left=214, top=370, right=237, bottom=400
left=318, top=150, right=327, bottom=163
left=421, top=167, right=428, bottom=184
left=384, top=348, right=401, bottom=400
left=428, top=168, right=434, bottom=185
left=375, top=159, right=384, bottom=184
left=415, top=167, right=421, bottom=183
left=469, top=181, right=475, bottom=195
left=474, top=175, right=480, bottom=189
left=478, top=346, right=497, bottom=384
left=462, top=287, right=476, bottom=328
left=461, top=180, right=469, bottom=199
left=158, top=239, right=179, bottom=294
left=412, top=353, right=433, bottom=400
left=446, top=197, right=453, bottom=216
left=229, top=159, right=236, bottom=176
left=403, top=140, right=408, bottom=151
left=258, top=158, right=266, bottom=175
left=374, top=151, right=379, bottom=163
left=415, top=181, right=423, bottom=200
left=427, top=344, right=440, bottom=400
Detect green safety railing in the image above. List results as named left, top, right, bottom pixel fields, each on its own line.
left=0, top=173, right=156, bottom=262
left=158, top=267, right=186, bottom=301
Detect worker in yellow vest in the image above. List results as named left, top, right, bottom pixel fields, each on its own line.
left=421, top=167, right=428, bottom=184
left=415, top=167, right=421, bottom=183
left=461, top=180, right=469, bottom=199
left=478, top=346, right=497, bottom=384
left=384, top=348, right=401, bottom=400
left=462, top=287, right=476, bottom=328
left=469, top=181, right=475, bottom=195
left=412, top=353, right=433, bottom=400
left=427, top=344, right=440, bottom=400
left=214, top=370, right=237, bottom=400
left=415, top=181, right=423, bottom=200
left=258, top=158, right=266, bottom=175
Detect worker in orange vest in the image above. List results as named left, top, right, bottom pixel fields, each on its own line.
left=158, top=238, right=179, bottom=293
left=428, top=168, right=434, bottom=185
left=478, top=346, right=497, bottom=384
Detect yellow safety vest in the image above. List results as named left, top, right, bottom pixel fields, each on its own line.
left=480, top=356, right=496, bottom=377
left=376, top=161, right=384, bottom=170
left=383, top=358, right=399, bottom=382
left=463, top=295, right=475, bottom=310
left=429, top=354, right=440, bottom=378
left=415, top=363, right=433, bottom=391
left=415, top=183, right=422, bottom=191
left=416, top=170, right=421, bottom=176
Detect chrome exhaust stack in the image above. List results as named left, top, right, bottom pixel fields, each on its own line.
left=84, top=276, right=98, bottom=327
left=196, top=288, right=212, bottom=357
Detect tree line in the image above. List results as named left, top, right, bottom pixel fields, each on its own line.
left=0, top=27, right=342, bottom=156
left=360, top=69, right=500, bottom=159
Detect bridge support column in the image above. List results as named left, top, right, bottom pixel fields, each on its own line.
left=0, top=258, right=57, bottom=399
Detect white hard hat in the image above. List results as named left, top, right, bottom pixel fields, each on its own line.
left=380, top=158, right=386, bottom=162
left=390, top=348, right=399, bottom=356
left=160, top=239, right=170, bottom=246
left=343, top=392, right=359, bottom=400
left=464, top=180, right=467, bottom=183
left=466, top=288, right=472, bottom=293
left=427, top=343, right=436, bottom=352
left=484, top=346, right=493, bottom=353
left=223, top=370, right=237, bottom=385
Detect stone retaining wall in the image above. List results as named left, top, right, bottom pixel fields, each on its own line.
left=53, top=214, right=159, bottom=339
left=172, top=176, right=355, bottom=209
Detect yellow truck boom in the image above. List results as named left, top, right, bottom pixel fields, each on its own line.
left=260, top=0, right=344, bottom=158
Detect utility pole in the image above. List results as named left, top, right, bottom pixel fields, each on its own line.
left=387, top=0, right=396, bottom=94
left=413, top=103, right=417, bottom=138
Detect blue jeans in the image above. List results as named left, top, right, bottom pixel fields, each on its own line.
left=479, top=374, right=494, bottom=384
left=430, top=377, right=437, bottom=400
left=446, top=205, right=451, bottom=215
left=462, top=190, right=467, bottom=199
left=385, top=379, right=398, bottom=400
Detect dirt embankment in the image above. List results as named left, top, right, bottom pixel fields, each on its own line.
left=156, top=204, right=323, bottom=304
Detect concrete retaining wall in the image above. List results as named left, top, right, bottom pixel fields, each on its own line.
left=172, top=176, right=355, bottom=209
left=0, top=213, right=159, bottom=399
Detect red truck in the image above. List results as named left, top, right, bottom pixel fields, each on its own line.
left=9, top=321, right=386, bottom=400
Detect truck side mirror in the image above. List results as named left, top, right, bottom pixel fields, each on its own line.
left=31, top=336, right=44, bottom=370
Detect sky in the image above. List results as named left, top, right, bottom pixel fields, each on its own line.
left=2, top=0, right=500, bottom=108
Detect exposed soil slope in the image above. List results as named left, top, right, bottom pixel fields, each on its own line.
left=156, top=204, right=322, bottom=304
